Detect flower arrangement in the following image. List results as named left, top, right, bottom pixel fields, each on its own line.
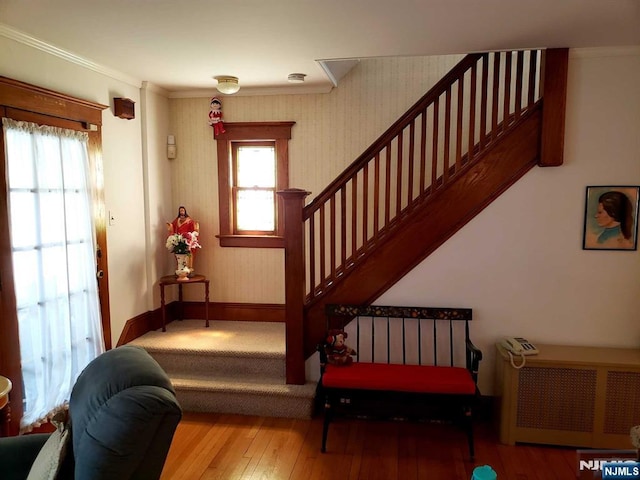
left=165, top=231, right=201, bottom=255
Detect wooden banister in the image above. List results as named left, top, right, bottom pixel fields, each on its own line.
left=302, top=50, right=544, bottom=306
left=278, top=188, right=310, bottom=385
left=304, top=54, right=484, bottom=214
left=279, top=48, right=568, bottom=382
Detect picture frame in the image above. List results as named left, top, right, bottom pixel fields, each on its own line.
left=582, top=186, right=639, bottom=251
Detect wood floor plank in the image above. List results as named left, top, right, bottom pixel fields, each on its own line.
left=172, top=416, right=235, bottom=480
left=248, top=418, right=309, bottom=480
left=357, top=421, right=400, bottom=480
left=200, top=415, right=264, bottom=480
left=161, top=413, right=581, bottom=480
left=239, top=417, right=282, bottom=478
left=415, top=423, right=467, bottom=480
left=161, top=413, right=223, bottom=480
left=289, top=416, right=325, bottom=480
left=397, top=423, right=419, bottom=480
left=540, top=445, right=578, bottom=480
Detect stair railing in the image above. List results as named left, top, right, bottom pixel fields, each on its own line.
left=302, top=50, right=543, bottom=304
left=279, top=49, right=545, bottom=384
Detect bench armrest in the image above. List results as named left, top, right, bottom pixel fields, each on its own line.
left=317, top=343, right=328, bottom=374
left=465, top=339, right=483, bottom=384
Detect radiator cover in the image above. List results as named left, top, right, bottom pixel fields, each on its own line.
left=495, top=344, right=640, bottom=448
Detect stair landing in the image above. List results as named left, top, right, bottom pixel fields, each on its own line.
left=128, top=320, right=317, bottom=419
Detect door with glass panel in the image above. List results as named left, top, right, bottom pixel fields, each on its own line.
left=0, top=80, right=109, bottom=435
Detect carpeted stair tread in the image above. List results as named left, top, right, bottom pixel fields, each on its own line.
left=128, top=319, right=285, bottom=357
left=171, top=376, right=317, bottom=397
left=134, top=345, right=285, bottom=359
left=128, top=319, right=316, bottom=419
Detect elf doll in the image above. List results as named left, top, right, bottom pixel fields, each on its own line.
left=208, top=97, right=226, bottom=135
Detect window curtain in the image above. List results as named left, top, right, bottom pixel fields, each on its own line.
left=2, top=118, right=105, bottom=431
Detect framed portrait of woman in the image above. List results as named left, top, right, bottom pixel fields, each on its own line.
left=582, top=186, right=639, bottom=251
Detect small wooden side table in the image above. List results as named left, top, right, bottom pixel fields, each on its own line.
left=0, top=375, right=12, bottom=437
left=159, top=274, right=210, bottom=332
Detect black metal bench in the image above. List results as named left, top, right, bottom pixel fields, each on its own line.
left=318, top=304, right=483, bottom=459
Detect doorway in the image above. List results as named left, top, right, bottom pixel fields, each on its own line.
left=0, top=77, right=110, bottom=435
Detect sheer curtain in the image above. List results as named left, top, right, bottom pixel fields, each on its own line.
left=2, top=118, right=105, bottom=431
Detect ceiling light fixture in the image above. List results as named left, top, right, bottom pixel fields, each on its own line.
left=288, top=73, right=306, bottom=83
left=214, top=75, right=240, bottom=94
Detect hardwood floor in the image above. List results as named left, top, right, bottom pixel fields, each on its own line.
left=161, top=412, right=579, bottom=479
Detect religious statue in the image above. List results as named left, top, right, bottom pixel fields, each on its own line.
left=166, top=206, right=201, bottom=274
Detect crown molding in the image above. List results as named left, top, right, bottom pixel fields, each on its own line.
left=0, top=22, right=142, bottom=88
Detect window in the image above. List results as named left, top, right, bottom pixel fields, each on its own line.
left=233, top=142, right=276, bottom=234
left=215, top=122, right=294, bottom=248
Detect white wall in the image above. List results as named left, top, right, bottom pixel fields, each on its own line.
left=140, top=83, right=174, bottom=309
left=0, top=34, right=172, bottom=346
left=378, top=48, right=640, bottom=394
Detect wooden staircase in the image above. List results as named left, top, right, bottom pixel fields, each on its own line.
left=279, top=49, right=568, bottom=383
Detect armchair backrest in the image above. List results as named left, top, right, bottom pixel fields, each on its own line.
left=69, top=346, right=182, bottom=480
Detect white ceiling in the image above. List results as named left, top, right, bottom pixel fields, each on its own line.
left=1, top=0, right=639, bottom=97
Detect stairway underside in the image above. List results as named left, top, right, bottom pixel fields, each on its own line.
left=304, top=106, right=542, bottom=357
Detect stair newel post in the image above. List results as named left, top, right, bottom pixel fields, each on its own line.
left=540, top=48, right=568, bottom=167
left=278, top=188, right=311, bottom=385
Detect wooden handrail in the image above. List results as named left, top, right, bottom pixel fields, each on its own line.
left=301, top=50, right=544, bottom=305
left=304, top=54, right=484, bottom=216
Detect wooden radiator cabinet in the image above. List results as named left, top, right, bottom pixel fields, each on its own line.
left=495, top=343, right=640, bottom=449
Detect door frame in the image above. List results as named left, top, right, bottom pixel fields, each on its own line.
left=0, top=76, right=110, bottom=435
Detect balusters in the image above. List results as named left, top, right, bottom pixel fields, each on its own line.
left=303, top=50, right=543, bottom=301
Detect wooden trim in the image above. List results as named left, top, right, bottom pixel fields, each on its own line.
left=0, top=76, right=106, bottom=125
left=214, top=122, right=295, bottom=140
left=0, top=104, right=21, bottom=436
left=0, top=77, right=108, bottom=435
left=90, top=130, right=112, bottom=350
left=279, top=189, right=311, bottom=385
left=539, top=48, right=569, bottom=167
left=183, top=302, right=285, bottom=323
left=215, top=122, right=295, bottom=248
left=217, top=235, right=284, bottom=248
left=117, top=310, right=162, bottom=346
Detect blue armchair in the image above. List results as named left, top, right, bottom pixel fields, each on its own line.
left=0, top=345, right=182, bottom=479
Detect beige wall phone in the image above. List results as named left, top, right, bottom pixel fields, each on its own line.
left=500, top=337, right=539, bottom=369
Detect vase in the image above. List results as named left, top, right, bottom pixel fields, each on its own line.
left=174, top=253, right=191, bottom=277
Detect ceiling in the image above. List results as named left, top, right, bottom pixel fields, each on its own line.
left=1, top=0, right=639, bottom=97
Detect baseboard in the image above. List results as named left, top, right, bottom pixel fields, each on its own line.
left=182, top=302, right=285, bottom=323
left=117, top=302, right=285, bottom=346
left=117, top=309, right=162, bottom=346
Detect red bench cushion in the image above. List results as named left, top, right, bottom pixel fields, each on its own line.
left=322, top=363, right=476, bottom=395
